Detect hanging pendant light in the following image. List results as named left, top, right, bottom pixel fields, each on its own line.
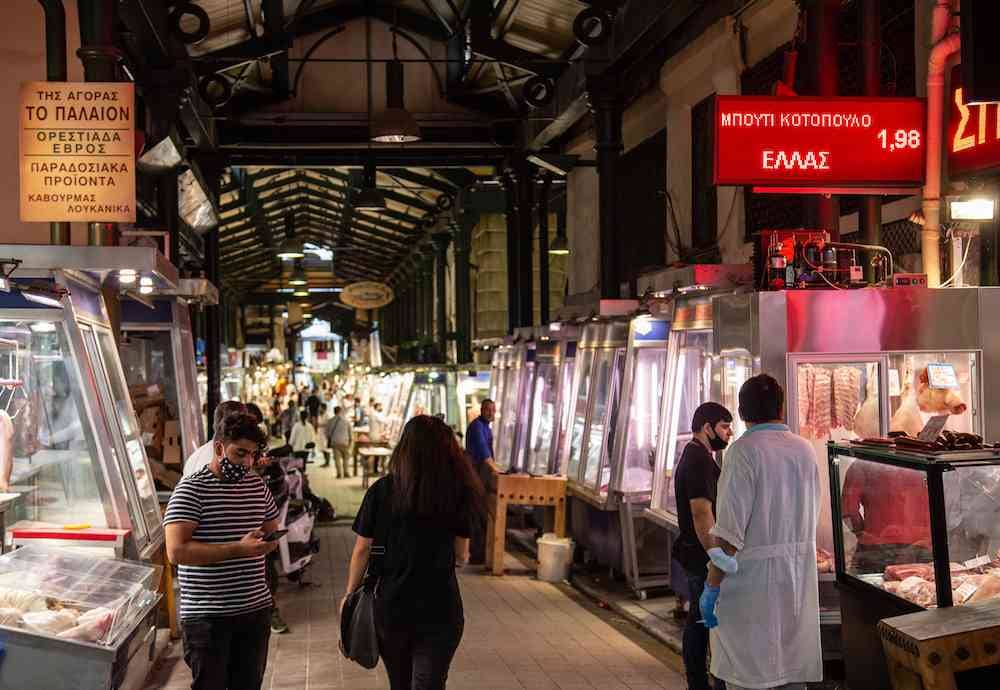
left=277, top=212, right=305, bottom=259
left=353, top=160, right=386, bottom=210
left=288, top=260, right=308, bottom=286
left=371, top=30, right=421, bottom=143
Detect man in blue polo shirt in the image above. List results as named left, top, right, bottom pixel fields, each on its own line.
left=466, top=399, right=495, bottom=466
left=465, top=399, right=495, bottom=564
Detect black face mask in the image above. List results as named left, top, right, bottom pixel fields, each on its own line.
left=707, top=426, right=729, bottom=451
left=220, top=456, right=248, bottom=483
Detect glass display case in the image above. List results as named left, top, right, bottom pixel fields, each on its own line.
left=387, top=370, right=414, bottom=442
left=551, top=339, right=579, bottom=476
left=120, top=294, right=206, bottom=466
left=829, top=442, right=1000, bottom=690
left=0, top=246, right=173, bottom=561
left=521, top=341, right=561, bottom=476
left=403, top=369, right=461, bottom=433
left=564, top=320, right=629, bottom=504
left=0, top=544, right=161, bottom=689
left=495, top=343, right=532, bottom=472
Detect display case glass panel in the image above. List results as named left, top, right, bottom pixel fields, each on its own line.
left=120, top=332, right=179, bottom=421
left=406, top=382, right=447, bottom=419
left=618, top=347, right=667, bottom=494
left=81, top=327, right=161, bottom=547
left=566, top=349, right=595, bottom=483
left=582, top=349, right=625, bottom=492
left=654, top=330, right=713, bottom=517
left=525, top=360, right=558, bottom=475
left=552, top=356, right=577, bottom=475
left=718, top=351, right=753, bottom=439
left=3, top=320, right=108, bottom=529
left=887, top=352, right=980, bottom=437
left=458, top=370, right=491, bottom=432
left=831, top=446, right=1000, bottom=609
left=495, top=358, right=524, bottom=472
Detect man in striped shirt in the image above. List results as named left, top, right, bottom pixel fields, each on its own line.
left=165, top=413, right=280, bottom=690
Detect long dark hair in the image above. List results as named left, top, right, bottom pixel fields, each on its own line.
left=389, top=415, right=487, bottom=525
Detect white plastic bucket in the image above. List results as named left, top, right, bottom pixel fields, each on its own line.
left=536, top=533, right=573, bottom=582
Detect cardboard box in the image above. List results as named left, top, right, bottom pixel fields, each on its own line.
left=162, top=420, right=182, bottom=466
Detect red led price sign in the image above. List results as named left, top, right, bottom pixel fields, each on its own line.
left=948, top=66, right=1000, bottom=178
left=714, top=96, right=926, bottom=188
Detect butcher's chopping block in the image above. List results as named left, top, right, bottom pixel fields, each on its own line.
left=879, top=599, right=1000, bottom=690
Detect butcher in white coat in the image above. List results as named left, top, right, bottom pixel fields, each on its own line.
left=699, top=374, right=822, bottom=690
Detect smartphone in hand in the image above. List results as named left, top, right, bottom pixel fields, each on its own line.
left=263, top=529, right=289, bottom=542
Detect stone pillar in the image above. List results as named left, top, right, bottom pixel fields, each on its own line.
left=453, top=211, right=476, bottom=363
left=432, top=232, right=452, bottom=359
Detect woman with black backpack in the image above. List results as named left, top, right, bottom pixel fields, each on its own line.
left=342, top=414, right=486, bottom=690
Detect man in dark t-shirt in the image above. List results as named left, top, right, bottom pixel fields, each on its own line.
left=672, top=402, right=733, bottom=690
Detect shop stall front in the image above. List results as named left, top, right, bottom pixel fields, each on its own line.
left=679, top=286, right=1000, bottom=660
left=0, top=245, right=176, bottom=562
left=120, top=279, right=213, bottom=485
left=829, top=441, right=1000, bottom=690
left=402, top=367, right=460, bottom=434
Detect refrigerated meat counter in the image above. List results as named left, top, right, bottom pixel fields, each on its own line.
left=0, top=246, right=175, bottom=561
left=828, top=442, right=1000, bottom=690
left=655, top=287, right=1000, bottom=660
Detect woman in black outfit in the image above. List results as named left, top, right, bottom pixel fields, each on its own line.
left=343, top=415, right=486, bottom=690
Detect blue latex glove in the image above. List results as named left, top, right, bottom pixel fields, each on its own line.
left=707, top=547, right=738, bottom=574
left=699, top=584, right=720, bottom=629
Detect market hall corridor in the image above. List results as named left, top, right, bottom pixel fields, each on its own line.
left=145, top=518, right=687, bottom=690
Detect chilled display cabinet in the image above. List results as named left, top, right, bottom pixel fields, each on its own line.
left=402, top=368, right=461, bottom=432
left=828, top=442, right=1000, bottom=690
left=495, top=341, right=534, bottom=473
left=671, top=287, right=1000, bottom=658
left=386, top=369, right=414, bottom=442
left=120, top=279, right=213, bottom=470
left=0, top=246, right=176, bottom=561
left=0, top=544, right=163, bottom=690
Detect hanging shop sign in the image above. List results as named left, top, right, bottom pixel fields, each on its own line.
left=714, top=96, right=926, bottom=189
left=947, top=66, right=1000, bottom=178
left=340, top=282, right=395, bottom=310
left=19, top=81, right=136, bottom=223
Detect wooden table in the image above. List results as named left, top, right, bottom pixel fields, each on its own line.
left=880, top=599, right=1000, bottom=689
left=357, top=446, right=392, bottom=489
left=484, top=461, right=566, bottom=576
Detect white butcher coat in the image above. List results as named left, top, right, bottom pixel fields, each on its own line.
left=709, top=423, right=822, bottom=689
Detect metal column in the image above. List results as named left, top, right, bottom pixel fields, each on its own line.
left=160, top=171, right=181, bottom=265
left=454, top=212, right=475, bottom=363
left=515, top=158, right=535, bottom=327
left=38, top=0, right=70, bottom=245
left=807, top=0, right=841, bottom=240
left=503, top=172, right=520, bottom=333
left=77, top=0, right=121, bottom=247
left=859, top=0, right=882, bottom=270
left=538, top=175, right=551, bottom=325
left=589, top=81, right=624, bottom=298
left=433, top=232, right=451, bottom=360
left=205, top=228, right=221, bottom=437
left=421, top=249, right=435, bottom=358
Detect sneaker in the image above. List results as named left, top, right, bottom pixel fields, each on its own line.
left=270, top=608, right=290, bottom=634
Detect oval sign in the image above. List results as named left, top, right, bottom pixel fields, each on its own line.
left=340, top=281, right=395, bottom=309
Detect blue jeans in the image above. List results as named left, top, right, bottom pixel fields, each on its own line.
left=683, top=571, right=725, bottom=690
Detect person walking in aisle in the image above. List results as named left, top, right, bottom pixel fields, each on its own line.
left=183, top=400, right=246, bottom=477
left=165, top=413, right=280, bottom=690
left=699, top=374, right=822, bottom=690
left=673, top=402, right=734, bottom=690
left=464, top=399, right=495, bottom=565
left=326, top=405, right=352, bottom=477
left=289, top=410, right=316, bottom=455
left=344, top=415, right=485, bottom=690
left=278, top=400, right=298, bottom=442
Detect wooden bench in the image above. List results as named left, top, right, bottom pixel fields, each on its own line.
left=484, top=461, right=566, bottom=576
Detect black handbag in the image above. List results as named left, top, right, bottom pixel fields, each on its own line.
left=339, top=501, right=389, bottom=669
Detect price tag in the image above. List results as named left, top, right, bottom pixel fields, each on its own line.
left=889, top=369, right=901, bottom=397
left=927, top=362, right=959, bottom=389
left=917, top=415, right=950, bottom=442
left=954, top=579, right=980, bottom=603
left=963, top=554, right=991, bottom=570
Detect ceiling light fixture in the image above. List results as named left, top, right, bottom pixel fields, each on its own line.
left=293, top=287, right=310, bottom=298
left=277, top=212, right=306, bottom=259
left=353, top=161, right=386, bottom=210
left=140, top=285, right=154, bottom=295
left=118, top=269, right=137, bottom=285
left=371, top=30, right=421, bottom=143
left=29, top=321, right=56, bottom=333
left=288, top=261, right=308, bottom=286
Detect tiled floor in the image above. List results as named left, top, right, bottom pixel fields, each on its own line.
left=145, top=514, right=686, bottom=689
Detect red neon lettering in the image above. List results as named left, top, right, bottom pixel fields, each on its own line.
left=762, top=150, right=831, bottom=171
